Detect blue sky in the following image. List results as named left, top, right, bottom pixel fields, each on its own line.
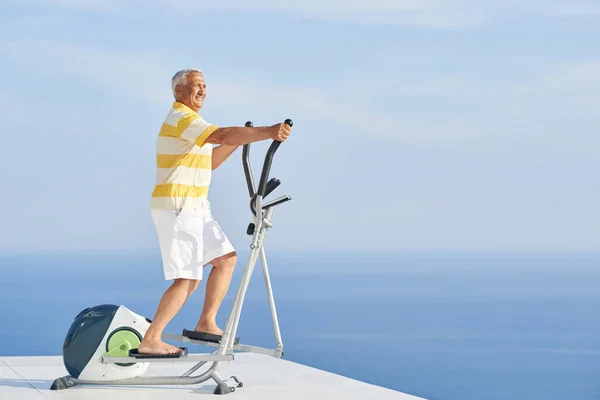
left=1, top=0, right=599, bottom=254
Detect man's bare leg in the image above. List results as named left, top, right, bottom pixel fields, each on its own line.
left=194, top=252, right=237, bottom=334
left=138, top=278, right=200, bottom=354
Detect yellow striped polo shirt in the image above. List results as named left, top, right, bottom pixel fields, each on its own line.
left=151, top=102, right=219, bottom=209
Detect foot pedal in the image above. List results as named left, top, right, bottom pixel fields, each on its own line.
left=182, top=329, right=240, bottom=345
left=129, top=347, right=188, bottom=359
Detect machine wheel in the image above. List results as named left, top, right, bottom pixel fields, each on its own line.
left=105, top=327, right=142, bottom=367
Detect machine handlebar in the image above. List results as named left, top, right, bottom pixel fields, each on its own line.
left=242, top=121, right=255, bottom=198
left=242, top=119, right=293, bottom=217
left=256, top=119, right=292, bottom=198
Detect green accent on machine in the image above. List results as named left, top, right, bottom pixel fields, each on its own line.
left=105, top=329, right=142, bottom=357
left=104, top=327, right=143, bottom=367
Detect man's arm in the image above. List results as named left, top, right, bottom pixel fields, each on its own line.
left=212, top=145, right=238, bottom=170
left=204, top=124, right=290, bottom=146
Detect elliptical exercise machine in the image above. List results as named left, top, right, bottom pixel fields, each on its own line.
left=51, top=119, right=294, bottom=395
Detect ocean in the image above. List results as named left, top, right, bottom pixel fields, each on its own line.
left=1, top=251, right=599, bottom=400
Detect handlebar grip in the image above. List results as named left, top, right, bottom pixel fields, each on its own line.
left=242, top=121, right=255, bottom=198
left=257, top=141, right=280, bottom=197
left=256, top=118, right=293, bottom=197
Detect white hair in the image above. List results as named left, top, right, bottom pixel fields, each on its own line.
left=171, top=68, right=203, bottom=98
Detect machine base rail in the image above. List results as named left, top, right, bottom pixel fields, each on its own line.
left=51, top=372, right=244, bottom=393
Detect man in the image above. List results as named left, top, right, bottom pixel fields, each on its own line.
left=138, top=68, right=292, bottom=355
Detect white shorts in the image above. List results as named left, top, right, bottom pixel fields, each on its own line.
left=151, top=200, right=235, bottom=281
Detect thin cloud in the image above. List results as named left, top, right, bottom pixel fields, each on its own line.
left=2, top=37, right=599, bottom=148
left=0, top=39, right=444, bottom=142
left=39, top=0, right=600, bottom=27
left=45, top=0, right=118, bottom=13
left=0, top=39, right=171, bottom=104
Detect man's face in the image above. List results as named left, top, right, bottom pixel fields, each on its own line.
left=176, top=72, right=206, bottom=112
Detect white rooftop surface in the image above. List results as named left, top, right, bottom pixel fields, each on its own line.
left=0, top=352, right=425, bottom=400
